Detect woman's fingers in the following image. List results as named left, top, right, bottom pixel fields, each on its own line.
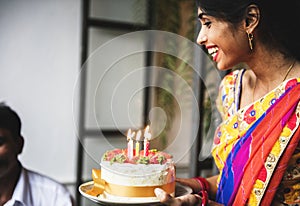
left=155, top=188, right=174, bottom=203
left=175, top=194, right=201, bottom=205
left=155, top=188, right=201, bottom=206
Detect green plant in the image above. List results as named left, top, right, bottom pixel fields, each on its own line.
left=151, top=0, right=197, bottom=148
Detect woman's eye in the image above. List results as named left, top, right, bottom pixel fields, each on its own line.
left=203, top=21, right=211, bottom=28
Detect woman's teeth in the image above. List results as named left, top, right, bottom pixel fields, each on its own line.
left=208, top=47, right=218, bottom=59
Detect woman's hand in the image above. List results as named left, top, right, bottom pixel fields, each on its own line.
left=155, top=188, right=224, bottom=206
left=176, top=177, right=202, bottom=194
left=154, top=188, right=202, bottom=206
left=176, top=176, right=219, bottom=199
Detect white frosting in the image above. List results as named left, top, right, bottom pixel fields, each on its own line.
left=100, top=160, right=175, bottom=186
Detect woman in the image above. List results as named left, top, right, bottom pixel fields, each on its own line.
left=155, top=0, right=300, bottom=205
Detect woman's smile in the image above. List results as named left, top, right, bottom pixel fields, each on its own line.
left=207, top=46, right=219, bottom=61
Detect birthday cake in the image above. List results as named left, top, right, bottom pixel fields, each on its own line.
left=88, top=127, right=176, bottom=201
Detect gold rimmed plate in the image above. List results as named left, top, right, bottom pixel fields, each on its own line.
left=79, top=181, right=192, bottom=206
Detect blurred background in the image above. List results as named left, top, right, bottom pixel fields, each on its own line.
left=0, top=0, right=225, bottom=205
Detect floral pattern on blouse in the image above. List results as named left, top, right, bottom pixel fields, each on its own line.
left=213, top=69, right=300, bottom=205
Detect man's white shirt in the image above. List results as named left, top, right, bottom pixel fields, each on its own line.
left=4, top=167, right=75, bottom=206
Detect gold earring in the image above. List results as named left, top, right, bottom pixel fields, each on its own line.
left=247, top=32, right=254, bottom=51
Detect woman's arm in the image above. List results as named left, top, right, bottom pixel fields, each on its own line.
left=176, top=175, right=219, bottom=199
left=155, top=175, right=221, bottom=206
left=155, top=187, right=223, bottom=206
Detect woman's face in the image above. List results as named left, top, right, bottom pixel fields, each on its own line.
left=197, top=8, right=249, bottom=70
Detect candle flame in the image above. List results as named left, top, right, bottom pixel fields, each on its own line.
left=127, top=129, right=135, bottom=140
left=127, top=129, right=131, bottom=141
left=144, top=125, right=151, bottom=140
left=136, top=130, right=142, bottom=141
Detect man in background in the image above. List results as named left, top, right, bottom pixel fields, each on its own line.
left=0, top=103, right=75, bottom=206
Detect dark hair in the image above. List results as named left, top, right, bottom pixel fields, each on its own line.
left=0, top=102, right=22, bottom=137
left=196, top=0, right=300, bottom=61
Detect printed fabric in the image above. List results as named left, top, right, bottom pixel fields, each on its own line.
left=212, top=69, right=300, bottom=205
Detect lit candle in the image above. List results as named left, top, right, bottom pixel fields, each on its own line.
left=135, top=130, right=142, bottom=156
left=127, top=129, right=135, bottom=159
left=143, top=125, right=151, bottom=156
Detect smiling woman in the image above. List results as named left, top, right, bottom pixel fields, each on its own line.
left=154, top=0, right=300, bottom=205
left=197, top=7, right=250, bottom=71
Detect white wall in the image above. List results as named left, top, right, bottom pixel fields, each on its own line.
left=0, top=0, right=81, bottom=184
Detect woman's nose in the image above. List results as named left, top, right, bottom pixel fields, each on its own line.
left=196, top=30, right=207, bottom=45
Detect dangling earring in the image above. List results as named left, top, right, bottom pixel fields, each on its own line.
left=247, top=32, right=254, bottom=51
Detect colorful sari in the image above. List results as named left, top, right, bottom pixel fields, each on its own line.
left=212, top=69, right=300, bottom=205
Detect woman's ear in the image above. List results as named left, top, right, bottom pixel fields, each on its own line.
left=245, top=4, right=260, bottom=33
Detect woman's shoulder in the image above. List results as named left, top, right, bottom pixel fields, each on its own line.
left=219, top=69, right=245, bottom=95
left=217, top=68, right=246, bottom=118
left=221, top=69, right=244, bottom=86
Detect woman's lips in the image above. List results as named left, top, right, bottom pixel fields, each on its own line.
left=207, top=46, right=219, bottom=61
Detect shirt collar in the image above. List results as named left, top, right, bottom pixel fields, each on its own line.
left=8, top=166, right=32, bottom=206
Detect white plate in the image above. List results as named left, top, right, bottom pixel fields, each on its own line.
left=79, top=181, right=192, bottom=205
